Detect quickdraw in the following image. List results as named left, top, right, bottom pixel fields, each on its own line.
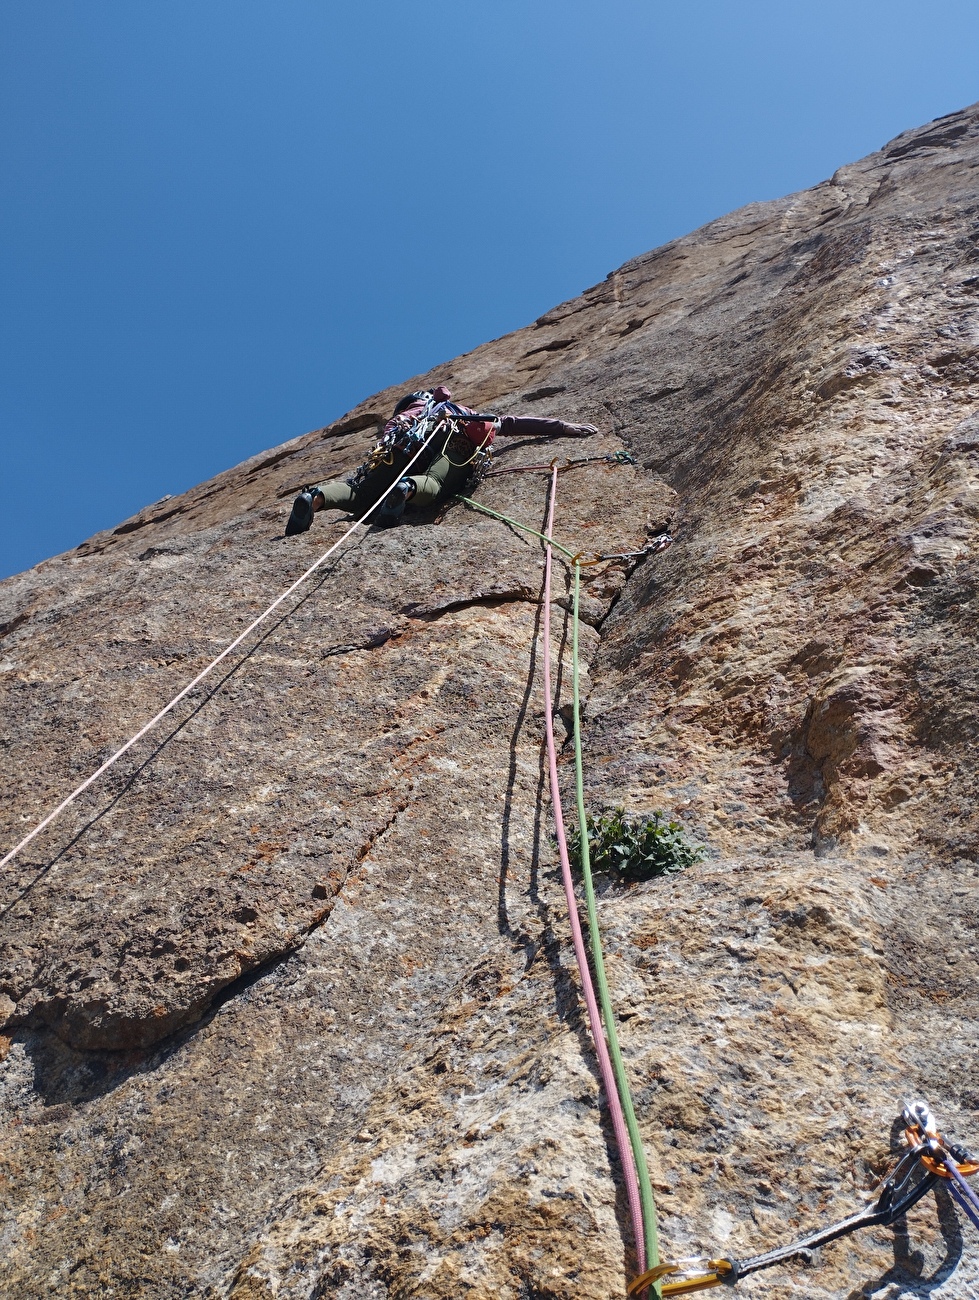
left=485, top=449, right=638, bottom=477
left=573, top=533, right=674, bottom=567
left=636, top=1100, right=979, bottom=1296
left=628, top=1258, right=736, bottom=1296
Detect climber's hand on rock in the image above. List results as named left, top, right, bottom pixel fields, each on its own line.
left=565, top=423, right=600, bottom=436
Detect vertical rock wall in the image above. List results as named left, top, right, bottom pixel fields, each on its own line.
left=3, top=104, right=979, bottom=1297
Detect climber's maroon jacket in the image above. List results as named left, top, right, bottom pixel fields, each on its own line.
left=497, top=413, right=576, bottom=440
left=383, top=386, right=579, bottom=448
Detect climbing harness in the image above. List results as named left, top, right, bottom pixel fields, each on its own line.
left=348, top=400, right=497, bottom=494
left=348, top=395, right=449, bottom=487
left=0, top=421, right=447, bottom=875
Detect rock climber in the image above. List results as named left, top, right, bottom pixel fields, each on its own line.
left=284, top=385, right=599, bottom=535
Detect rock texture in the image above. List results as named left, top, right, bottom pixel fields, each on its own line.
left=3, top=104, right=979, bottom=1297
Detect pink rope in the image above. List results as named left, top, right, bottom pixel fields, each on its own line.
left=540, top=464, right=647, bottom=1278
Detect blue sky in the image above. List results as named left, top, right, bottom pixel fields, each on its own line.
left=2, top=0, right=978, bottom=579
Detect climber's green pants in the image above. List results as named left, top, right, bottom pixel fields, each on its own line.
left=314, top=450, right=476, bottom=515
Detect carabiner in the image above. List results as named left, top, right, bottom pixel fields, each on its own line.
left=903, top=1099, right=979, bottom=1178
left=628, top=1258, right=737, bottom=1296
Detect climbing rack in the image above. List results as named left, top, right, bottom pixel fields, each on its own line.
left=349, top=400, right=499, bottom=492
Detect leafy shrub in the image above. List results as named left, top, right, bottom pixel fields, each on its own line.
left=567, top=807, right=704, bottom=882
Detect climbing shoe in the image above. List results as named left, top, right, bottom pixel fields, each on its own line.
left=285, top=489, right=322, bottom=536
left=374, top=479, right=412, bottom=528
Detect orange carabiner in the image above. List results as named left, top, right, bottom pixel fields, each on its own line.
left=903, top=1122, right=979, bottom=1179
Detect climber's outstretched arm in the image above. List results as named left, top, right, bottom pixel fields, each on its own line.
left=497, top=415, right=599, bottom=438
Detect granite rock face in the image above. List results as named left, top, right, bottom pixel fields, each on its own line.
left=3, top=105, right=979, bottom=1298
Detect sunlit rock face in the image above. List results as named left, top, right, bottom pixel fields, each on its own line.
left=3, top=103, right=979, bottom=1298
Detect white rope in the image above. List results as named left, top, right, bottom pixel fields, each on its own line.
left=1, top=424, right=443, bottom=873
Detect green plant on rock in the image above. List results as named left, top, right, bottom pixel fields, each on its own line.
left=568, top=807, right=705, bottom=882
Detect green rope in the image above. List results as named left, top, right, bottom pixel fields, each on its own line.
left=456, top=489, right=662, bottom=1284
left=455, top=496, right=578, bottom=560
left=571, top=559, right=661, bottom=1280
